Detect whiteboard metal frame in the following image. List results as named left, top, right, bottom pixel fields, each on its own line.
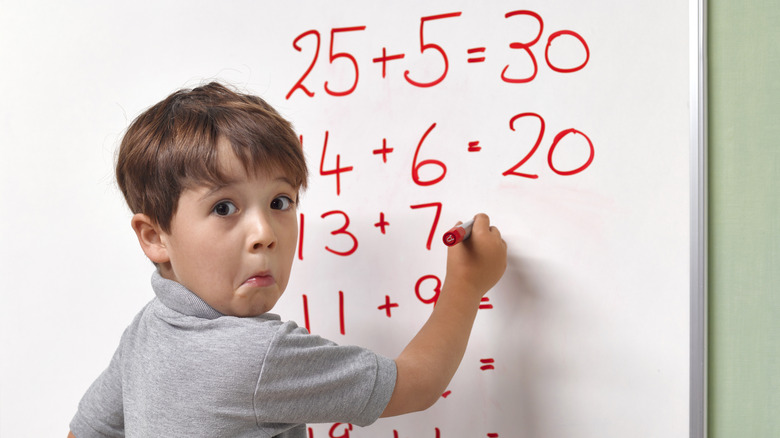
left=690, top=0, right=708, bottom=437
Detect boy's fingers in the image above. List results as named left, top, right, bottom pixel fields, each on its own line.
left=473, top=213, right=506, bottom=247
left=473, top=213, right=502, bottom=237
left=472, top=213, right=490, bottom=230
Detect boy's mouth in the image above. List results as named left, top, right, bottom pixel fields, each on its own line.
left=242, top=272, right=275, bottom=288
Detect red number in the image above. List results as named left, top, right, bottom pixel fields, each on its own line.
left=547, top=128, right=594, bottom=175
left=502, top=112, right=545, bottom=179
left=324, top=26, right=366, bottom=96
left=286, top=30, right=320, bottom=99
left=503, top=114, right=594, bottom=178
left=412, top=123, right=447, bottom=186
left=501, top=10, right=543, bottom=84
left=319, top=131, right=353, bottom=196
left=298, top=213, right=305, bottom=260
left=410, top=202, right=442, bottom=250
left=415, top=274, right=442, bottom=305
left=302, top=294, right=311, bottom=332
left=321, top=210, right=358, bottom=256
left=329, top=423, right=353, bottom=438
left=404, top=12, right=462, bottom=88
left=545, top=30, right=590, bottom=73
left=339, top=291, right=346, bottom=335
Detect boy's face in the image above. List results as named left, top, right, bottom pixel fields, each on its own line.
left=156, top=144, right=299, bottom=317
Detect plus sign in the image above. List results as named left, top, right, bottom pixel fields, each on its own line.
left=372, top=138, right=394, bottom=163
left=377, top=295, right=399, bottom=317
left=374, top=212, right=390, bottom=234
left=372, top=47, right=405, bottom=78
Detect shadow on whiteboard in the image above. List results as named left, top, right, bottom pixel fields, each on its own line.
left=488, top=251, right=604, bottom=437
left=494, top=252, right=546, bottom=438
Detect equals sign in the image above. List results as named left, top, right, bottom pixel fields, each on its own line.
left=480, top=358, right=496, bottom=371
left=468, top=141, right=482, bottom=152
left=467, top=47, right=486, bottom=63
left=479, top=297, right=493, bottom=310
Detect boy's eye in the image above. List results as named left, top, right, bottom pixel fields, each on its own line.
left=270, top=196, right=294, bottom=211
left=213, top=201, right=238, bottom=216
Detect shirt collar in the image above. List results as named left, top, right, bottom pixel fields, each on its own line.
left=151, top=270, right=224, bottom=320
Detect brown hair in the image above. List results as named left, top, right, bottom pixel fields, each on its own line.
left=115, top=82, right=308, bottom=232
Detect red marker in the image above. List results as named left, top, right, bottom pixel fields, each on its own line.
left=442, top=219, right=474, bottom=246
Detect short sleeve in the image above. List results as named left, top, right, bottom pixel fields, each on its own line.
left=69, top=338, right=126, bottom=437
left=253, top=321, right=397, bottom=427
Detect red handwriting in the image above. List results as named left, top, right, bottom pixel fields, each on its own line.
left=302, top=294, right=311, bottom=332
left=301, top=122, right=593, bottom=199
left=297, top=204, right=444, bottom=257
left=467, top=47, right=486, bottom=63
left=415, top=274, right=441, bottom=306
left=373, top=47, right=405, bottom=78
left=548, top=128, right=594, bottom=175
left=324, top=26, right=366, bottom=96
left=374, top=212, right=390, bottom=234
left=287, top=10, right=589, bottom=97
left=546, top=30, right=590, bottom=73
left=480, top=358, right=496, bottom=371
left=373, top=138, right=394, bottom=163
left=410, top=202, right=442, bottom=250
left=321, top=210, right=358, bottom=256
left=318, top=131, right=353, bottom=196
left=412, top=123, right=447, bottom=187
left=404, top=12, right=462, bottom=88
left=287, top=30, right=320, bottom=99
left=503, top=112, right=545, bottom=179
left=378, top=295, right=399, bottom=317
left=300, top=291, right=345, bottom=334
left=308, top=426, right=499, bottom=437
left=339, top=291, right=346, bottom=335
left=329, top=423, right=353, bottom=438
left=502, top=11, right=543, bottom=83
left=287, top=10, right=593, bottom=436
left=298, top=213, right=305, bottom=260
left=503, top=112, right=593, bottom=178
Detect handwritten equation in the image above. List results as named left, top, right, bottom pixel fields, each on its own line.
left=307, top=424, right=502, bottom=438
left=283, top=8, right=593, bottom=437
left=286, top=10, right=590, bottom=98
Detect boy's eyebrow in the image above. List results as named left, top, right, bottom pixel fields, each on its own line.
left=275, top=176, right=298, bottom=189
left=198, top=176, right=299, bottom=201
left=198, top=182, right=236, bottom=201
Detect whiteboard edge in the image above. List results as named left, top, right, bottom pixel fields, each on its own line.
left=690, top=0, right=708, bottom=437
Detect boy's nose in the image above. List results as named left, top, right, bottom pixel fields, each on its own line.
left=247, top=214, right=276, bottom=251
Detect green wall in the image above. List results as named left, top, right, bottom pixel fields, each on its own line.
left=708, top=0, right=780, bottom=436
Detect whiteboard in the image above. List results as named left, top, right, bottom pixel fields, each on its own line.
left=0, top=1, right=706, bottom=437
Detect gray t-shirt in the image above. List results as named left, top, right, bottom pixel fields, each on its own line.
left=70, top=272, right=397, bottom=437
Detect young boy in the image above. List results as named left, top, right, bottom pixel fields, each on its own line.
left=69, top=82, right=507, bottom=437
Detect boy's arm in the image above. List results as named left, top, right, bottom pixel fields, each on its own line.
left=68, top=432, right=76, bottom=438
left=381, top=213, right=507, bottom=417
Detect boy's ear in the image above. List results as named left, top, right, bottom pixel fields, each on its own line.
left=130, top=213, right=170, bottom=264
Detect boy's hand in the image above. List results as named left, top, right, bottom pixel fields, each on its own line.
left=444, top=213, right=507, bottom=297
left=382, top=213, right=507, bottom=417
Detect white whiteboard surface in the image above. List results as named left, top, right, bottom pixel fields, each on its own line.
left=0, top=1, right=703, bottom=437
